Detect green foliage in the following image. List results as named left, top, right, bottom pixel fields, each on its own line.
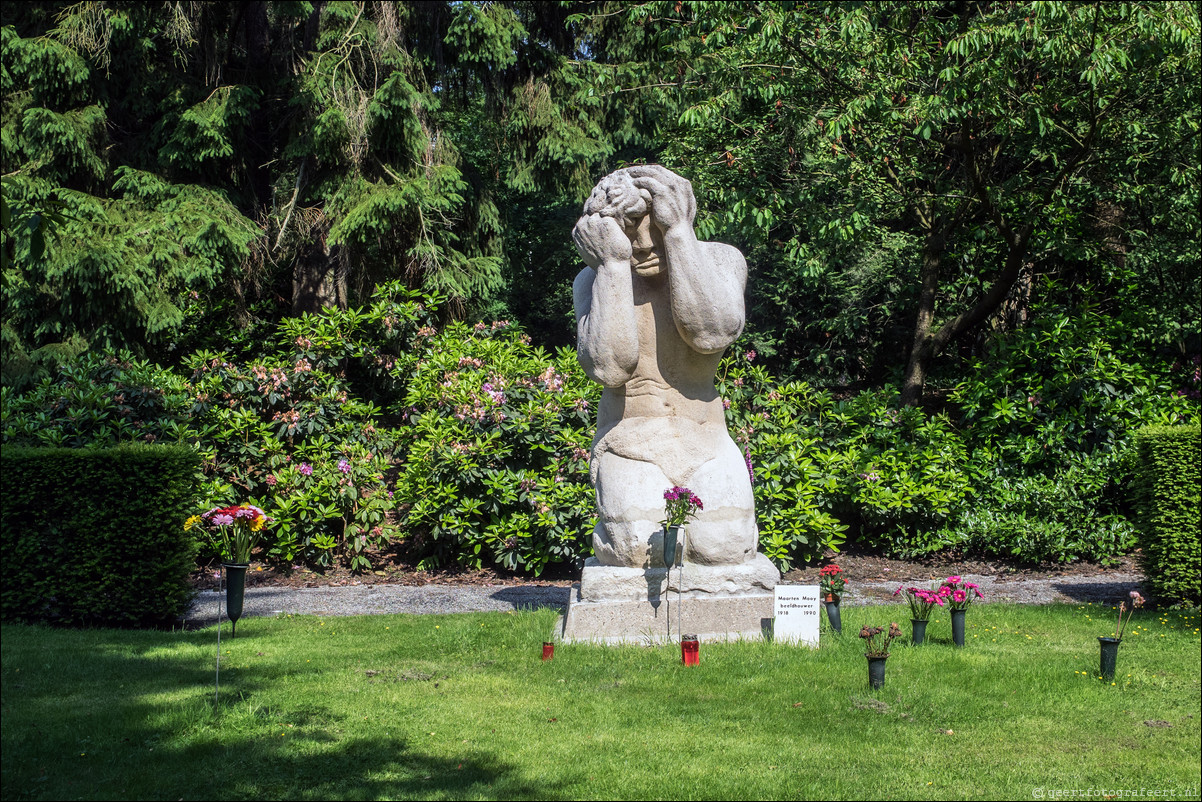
left=1132, top=425, right=1202, bottom=605
left=183, top=350, right=400, bottom=571
left=0, top=352, right=194, bottom=448
left=2, top=166, right=259, bottom=371
left=3, top=1, right=628, bottom=369
left=0, top=444, right=199, bottom=626
left=593, top=1, right=1201, bottom=390
left=951, top=301, right=1198, bottom=472
left=161, top=85, right=260, bottom=178
left=174, top=283, right=436, bottom=570
left=930, top=302, right=1201, bottom=565
left=2, top=283, right=439, bottom=572
left=721, top=357, right=967, bottom=568
left=394, top=319, right=598, bottom=575
left=930, top=453, right=1139, bottom=565
left=3, top=0, right=1199, bottom=577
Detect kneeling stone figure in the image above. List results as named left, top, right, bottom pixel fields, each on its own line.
left=563, top=165, right=778, bottom=639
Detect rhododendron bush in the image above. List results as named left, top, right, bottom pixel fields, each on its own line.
left=4, top=280, right=1196, bottom=574
left=392, top=319, right=598, bottom=575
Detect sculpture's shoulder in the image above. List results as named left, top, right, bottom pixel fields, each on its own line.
left=702, top=240, right=748, bottom=281
left=573, top=265, right=596, bottom=304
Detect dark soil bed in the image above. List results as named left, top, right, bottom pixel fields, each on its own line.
left=190, top=544, right=1142, bottom=594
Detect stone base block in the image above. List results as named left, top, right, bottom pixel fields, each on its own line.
left=557, top=590, right=775, bottom=644
left=578, top=553, right=779, bottom=602
left=557, top=554, right=780, bottom=644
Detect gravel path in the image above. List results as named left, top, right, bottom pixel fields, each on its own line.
left=184, top=570, right=1145, bottom=628
left=185, top=584, right=573, bottom=628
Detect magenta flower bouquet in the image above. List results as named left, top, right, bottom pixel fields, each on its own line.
left=940, top=575, right=984, bottom=611
left=661, top=486, right=703, bottom=530
left=894, top=585, right=945, bottom=621
left=660, top=487, right=702, bottom=569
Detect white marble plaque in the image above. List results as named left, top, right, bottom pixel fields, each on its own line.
left=773, top=585, right=820, bottom=646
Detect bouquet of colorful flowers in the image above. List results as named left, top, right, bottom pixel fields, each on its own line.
left=661, top=486, right=704, bottom=530
left=819, top=564, right=847, bottom=598
left=860, top=622, right=903, bottom=658
left=187, top=504, right=270, bottom=564
left=939, top=575, right=984, bottom=610
left=894, top=585, right=945, bottom=620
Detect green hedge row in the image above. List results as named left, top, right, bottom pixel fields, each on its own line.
left=1132, top=425, right=1201, bottom=605
left=1, top=445, right=200, bottom=626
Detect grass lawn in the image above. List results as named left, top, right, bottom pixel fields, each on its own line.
left=2, top=603, right=1199, bottom=801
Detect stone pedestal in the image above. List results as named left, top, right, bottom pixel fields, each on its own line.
left=557, top=555, right=779, bottom=644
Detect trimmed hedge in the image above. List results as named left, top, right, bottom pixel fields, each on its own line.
left=1, top=445, right=200, bottom=626
left=1132, top=425, right=1201, bottom=605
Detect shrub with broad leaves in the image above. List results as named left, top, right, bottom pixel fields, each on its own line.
left=393, top=319, right=598, bottom=575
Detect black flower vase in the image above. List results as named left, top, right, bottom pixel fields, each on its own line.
left=911, top=619, right=928, bottom=645
left=222, top=563, right=249, bottom=637
left=824, top=595, right=842, bottom=634
left=1098, top=637, right=1121, bottom=681
left=866, top=655, right=887, bottom=689
left=950, top=609, right=966, bottom=647
left=662, top=525, right=683, bottom=568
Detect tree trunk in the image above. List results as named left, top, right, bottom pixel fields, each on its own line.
left=293, top=237, right=346, bottom=314
left=901, top=228, right=945, bottom=406
left=244, top=1, right=273, bottom=214
left=901, top=233, right=1032, bottom=407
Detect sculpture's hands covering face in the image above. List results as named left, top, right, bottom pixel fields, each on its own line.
left=628, top=165, right=697, bottom=233
left=573, top=213, right=632, bottom=269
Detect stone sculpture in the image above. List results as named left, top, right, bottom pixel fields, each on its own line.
left=560, top=164, right=778, bottom=643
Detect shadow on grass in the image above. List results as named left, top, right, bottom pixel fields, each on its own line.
left=1, top=628, right=564, bottom=801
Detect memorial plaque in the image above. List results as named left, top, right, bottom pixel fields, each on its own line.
left=773, top=585, right=820, bottom=646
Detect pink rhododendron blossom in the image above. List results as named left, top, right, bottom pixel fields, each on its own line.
left=299, top=463, right=313, bottom=476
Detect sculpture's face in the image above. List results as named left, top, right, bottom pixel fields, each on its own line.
left=624, top=214, right=665, bottom=277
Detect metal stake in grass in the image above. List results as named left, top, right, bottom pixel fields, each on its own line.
left=661, top=487, right=703, bottom=643
left=677, top=528, right=684, bottom=640
left=215, top=567, right=224, bottom=707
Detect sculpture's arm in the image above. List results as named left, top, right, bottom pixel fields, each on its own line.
left=663, top=228, right=746, bottom=354
left=572, top=216, right=639, bottom=387
left=630, top=167, right=746, bottom=353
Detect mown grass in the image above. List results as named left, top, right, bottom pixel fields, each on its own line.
left=2, top=603, right=1199, bottom=801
